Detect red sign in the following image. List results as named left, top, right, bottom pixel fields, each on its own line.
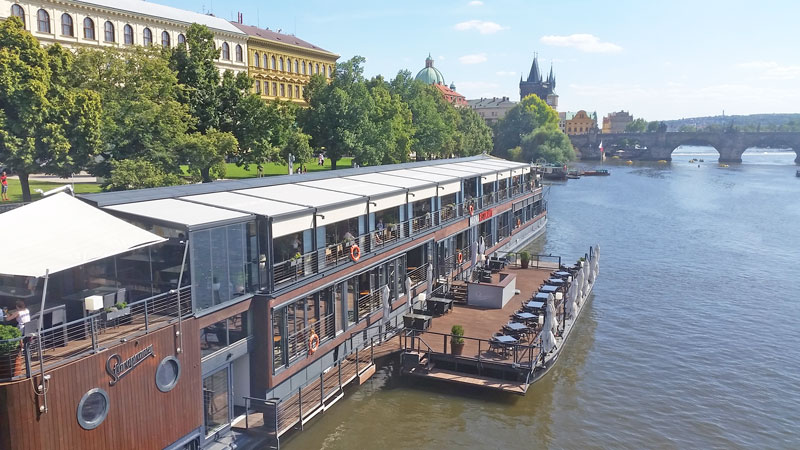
left=479, top=209, right=493, bottom=222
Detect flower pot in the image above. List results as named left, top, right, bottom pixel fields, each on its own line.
left=521, top=260, right=530, bottom=269
left=451, top=342, right=464, bottom=356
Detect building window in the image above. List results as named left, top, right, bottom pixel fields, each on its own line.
left=280, top=84, right=285, bottom=97
left=254, top=52, right=260, bottom=67
left=11, top=5, right=25, bottom=27
left=295, top=85, right=300, bottom=98
left=279, top=58, right=284, bottom=71
left=77, top=388, right=110, bottom=430
left=161, top=31, right=170, bottom=47
left=123, top=24, right=133, bottom=45
left=295, top=60, right=299, bottom=73
left=155, top=357, right=181, bottom=393
left=302, top=61, right=306, bottom=74
left=37, top=9, right=50, bottom=33
left=288, top=84, right=293, bottom=98
left=235, top=44, right=243, bottom=62
left=272, top=82, right=277, bottom=96
left=61, top=13, right=73, bottom=36
left=315, top=63, right=319, bottom=74
left=177, top=33, right=185, bottom=45
left=263, top=54, right=268, bottom=68
left=221, top=42, right=230, bottom=60
left=83, top=17, right=94, bottom=40
left=271, top=55, right=276, bottom=69
left=142, top=27, right=152, bottom=46
left=103, top=21, right=114, bottom=42
left=200, top=313, right=249, bottom=358
left=255, top=80, right=261, bottom=94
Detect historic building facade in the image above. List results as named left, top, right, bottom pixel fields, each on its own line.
left=467, top=96, right=517, bottom=125
left=520, top=55, right=558, bottom=109
left=232, top=22, right=338, bottom=106
left=1, top=0, right=248, bottom=73
left=562, top=110, right=598, bottom=136
left=415, top=54, right=467, bottom=107
left=602, top=110, right=634, bottom=133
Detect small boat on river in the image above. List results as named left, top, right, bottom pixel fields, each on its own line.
left=582, top=169, right=610, bottom=176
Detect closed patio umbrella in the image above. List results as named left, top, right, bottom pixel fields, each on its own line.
left=405, top=276, right=413, bottom=309
left=382, top=285, right=391, bottom=326
left=546, top=297, right=559, bottom=334
left=573, top=269, right=583, bottom=307
left=425, top=264, right=434, bottom=300
left=470, top=240, right=478, bottom=277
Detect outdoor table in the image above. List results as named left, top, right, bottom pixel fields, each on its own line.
left=539, top=285, right=559, bottom=293
left=494, top=335, right=517, bottom=344
left=526, top=300, right=545, bottom=309
left=403, top=313, right=432, bottom=331
left=554, top=271, right=571, bottom=277
left=534, top=293, right=551, bottom=301
left=505, top=322, right=527, bottom=332
left=426, top=297, right=453, bottom=316
left=548, top=278, right=565, bottom=285
left=515, top=311, right=537, bottom=321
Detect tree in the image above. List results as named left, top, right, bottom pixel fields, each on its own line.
left=0, top=18, right=102, bottom=201
left=170, top=23, right=221, bottom=133
left=455, top=107, right=493, bottom=156
left=73, top=47, right=191, bottom=178
left=493, top=94, right=560, bottom=157
left=365, top=76, right=413, bottom=165
left=180, top=128, right=238, bottom=183
left=302, top=56, right=374, bottom=169
left=646, top=120, right=661, bottom=132
left=281, top=131, right=313, bottom=168
left=625, top=118, right=648, bottom=132
left=519, top=126, right=575, bottom=163
left=102, top=158, right=183, bottom=191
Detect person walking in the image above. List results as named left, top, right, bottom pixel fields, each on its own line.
left=1, top=171, right=8, bottom=201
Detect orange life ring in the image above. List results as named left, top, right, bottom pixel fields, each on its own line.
left=308, top=332, right=319, bottom=355
left=468, top=204, right=475, bottom=216
left=350, top=244, right=361, bottom=262
left=517, top=218, right=521, bottom=227
left=457, top=252, right=463, bottom=264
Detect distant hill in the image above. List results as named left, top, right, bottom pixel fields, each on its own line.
left=662, top=114, right=800, bottom=132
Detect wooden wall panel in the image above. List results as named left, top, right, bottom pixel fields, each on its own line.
left=0, top=319, right=202, bottom=450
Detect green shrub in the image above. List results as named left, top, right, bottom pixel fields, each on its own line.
left=0, top=325, right=22, bottom=355
left=450, top=325, right=465, bottom=345
left=519, top=251, right=530, bottom=263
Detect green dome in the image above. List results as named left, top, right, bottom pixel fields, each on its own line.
left=415, top=55, right=446, bottom=85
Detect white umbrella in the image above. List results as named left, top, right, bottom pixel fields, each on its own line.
left=541, top=306, right=557, bottom=354
left=470, top=240, right=478, bottom=276
left=478, top=236, right=486, bottom=259
left=546, top=298, right=559, bottom=333
left=573, top=269, right=583, bottom=307
left=565, top=283, right=577, bottom=320
left=381, top=285, right=391, bottom=326
left=405, top=276, right=413, bottom=309
left=581, top=263, right=590, bottom=299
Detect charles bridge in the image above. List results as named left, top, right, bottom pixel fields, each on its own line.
left=570, top=130, right=800, bottom=164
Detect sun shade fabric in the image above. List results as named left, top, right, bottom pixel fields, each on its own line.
left=104, top=198, right=252, bottom=228
left=0, top=193, right=166, bottom=277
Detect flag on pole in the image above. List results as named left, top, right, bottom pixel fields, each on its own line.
left=598, top=140, right=604, bottom=153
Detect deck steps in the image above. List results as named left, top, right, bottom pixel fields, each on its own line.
left=449, top=282, right=468, bottom=304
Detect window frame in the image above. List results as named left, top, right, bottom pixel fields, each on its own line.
left=235, top=44, right=243, bottom=62
left=11, top=4, right=25, bottom=27
left=123, top=24, right=133, bottom=45
left=103, top=21, right=114, bottom=42
left=37, top=9, right=50, bottom=34
left=221, top=42, right=230, bottom=60
left=142, top=27, right=152, bottom=46
left=161, top=30, right=170, bottom=48
left=61, top=13, right=73, bottom=37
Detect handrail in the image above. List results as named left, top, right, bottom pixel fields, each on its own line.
left=403, top=329, right=539, bottom=368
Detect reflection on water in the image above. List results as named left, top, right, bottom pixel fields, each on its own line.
left=283, top=159, right=800, bottom=449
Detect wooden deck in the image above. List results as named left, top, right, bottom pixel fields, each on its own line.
left=405, top=366, right=528, bottom=394
left=417, top=267, right=552, bottom=364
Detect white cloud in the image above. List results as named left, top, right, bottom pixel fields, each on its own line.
left=468, top=0, right=484, bottom=5
left=495, top=71, right=517, bottom=77
left=737, top=61, right=800, bottom=80
left=540, top=34, right=622, bottom=53
left=459, top=53, right=488, bottom=64
left=438, top=55, right=446, bottom=61
left=454, top=20, right=508, bottom=34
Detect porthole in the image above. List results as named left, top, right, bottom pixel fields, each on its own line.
left=77, top=388, right=109, bottom=430
left=155, top=356, right=181, bottom=392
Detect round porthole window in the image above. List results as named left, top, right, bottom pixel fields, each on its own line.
left=77, top=388, right=109, bottom=430
left=155, top=356, right=181, bottom=392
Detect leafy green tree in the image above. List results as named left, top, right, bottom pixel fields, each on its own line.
left=365, top=76, right=413, bottom=164
left=73, top=47, right=191, bottom=178
left=103, top=158, right=183, bottom=191
left=170, top=23, right=221, bottom=133
left=0, top=18, right=102, bottom=201
left=625, top=118, right=648, bottom=132
left=180, top=129, right=238, bottom=183
left=646, top=120, right=662, bottom=132
left=281, top=131, right=313, bottom=167
left=519, top=126, right=575, bottom=163
left=455, top=107, right=493, bottom=156
left=302, top=56, right=374, bottom=169
left=493, top=94, right=560, bottom=157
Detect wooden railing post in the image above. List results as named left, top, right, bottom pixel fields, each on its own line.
left=298, top=387, right=303, bottom=429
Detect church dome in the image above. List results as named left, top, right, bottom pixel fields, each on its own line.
left=415, top=54, right=446, bottom=85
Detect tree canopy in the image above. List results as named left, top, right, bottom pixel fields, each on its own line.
left=492, top=94, right=572, bottom=164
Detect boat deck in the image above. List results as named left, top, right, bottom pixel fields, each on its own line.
left=405, top=366, right=528, bottom=394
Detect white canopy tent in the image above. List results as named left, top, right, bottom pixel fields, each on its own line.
left=0, top=193, right=166, bottom=278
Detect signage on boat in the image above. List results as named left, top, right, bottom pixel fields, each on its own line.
left=479, top=209, right=493, bottom=222
left=106, top=344, right=155, bottom=386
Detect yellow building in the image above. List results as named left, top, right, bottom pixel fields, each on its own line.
left=564, top=110, right=598, bottom=136
left=232, top=22, right=339, bottom=106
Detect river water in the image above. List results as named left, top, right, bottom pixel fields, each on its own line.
left=283, top=150, right=800, bottom=449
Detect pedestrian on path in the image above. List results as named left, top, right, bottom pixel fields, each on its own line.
left=1, top=171, right=8, bottom=201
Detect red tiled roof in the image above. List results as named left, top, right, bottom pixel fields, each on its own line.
left=433, top=83, right=467, bottom=106
left=231, top=22, right=338, bottom=56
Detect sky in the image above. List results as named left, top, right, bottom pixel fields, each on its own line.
left=159, top=0, right=800, bottom=121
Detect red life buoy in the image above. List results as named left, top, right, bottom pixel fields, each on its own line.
left=457, top=252, right=463, bottom=264
left=469, top=204, right=475, bottom=216
left=517, top=218, right=521, bottom=227
left=308, top=332, right=319, bottom=355
left=350, top=245, right=361, bottom=262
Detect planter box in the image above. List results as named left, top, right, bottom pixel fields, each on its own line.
left=104, top=307, right=131, bottom=322
left=451, top=342, right=465, bottom=356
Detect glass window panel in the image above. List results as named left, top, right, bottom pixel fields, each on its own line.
left=227, top=224, right=246, bottom=299
left=228, top=312, right=248, bottom=345
left=201, top=320, right=227, bottom=357
left=191, top=230, right=212, bottom=310
left=210, top=227, right=229, bottom=306
left=203, top=369, right=229, bottom=435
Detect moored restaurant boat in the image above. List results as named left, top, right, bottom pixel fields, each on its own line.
left=582, top=169, right=610, bottom=176
left=0, top=155, right=548, bottom=450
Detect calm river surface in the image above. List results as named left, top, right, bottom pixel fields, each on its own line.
left=283, top=150, right=800, bottom=449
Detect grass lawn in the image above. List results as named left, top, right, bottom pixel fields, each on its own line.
left=181, top=157, right=353, bottom=179
left=2, top=179, right=102, bottom=204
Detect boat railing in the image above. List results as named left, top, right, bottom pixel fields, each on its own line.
left=0, top=286, right=192, bottom=381
left=403, top=329, right=539, bottom=368
left=406, top=263, right=429, bottom=286
left=273, top=250, right=319, bottom=286
left=284, top=313, right=336, bottom=363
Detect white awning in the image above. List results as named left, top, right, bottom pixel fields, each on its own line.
left=104, top=198, right=252, bottom=229
left=0, top=193, right=166, bottom=278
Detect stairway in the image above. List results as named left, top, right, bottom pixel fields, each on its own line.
left=450, top=282, right=468, bottom=304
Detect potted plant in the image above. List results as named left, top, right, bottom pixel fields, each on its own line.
left=520, top=251, right=531, bottom=269
left=450, top=325, right=465, bottom=356
left=104, top=302, right=130, bottom=321
left=0, top=324, right=23, bottom=377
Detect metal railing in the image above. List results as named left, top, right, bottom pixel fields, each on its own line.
left=274, top=251, right=318, bottom=286
left=406, top=263, right=429, bottom=286
left=284, top=313, right=336, bottom=363
left=402, top=329, right=540, bottom=369
left=0, top=286, right=192, bottom=381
